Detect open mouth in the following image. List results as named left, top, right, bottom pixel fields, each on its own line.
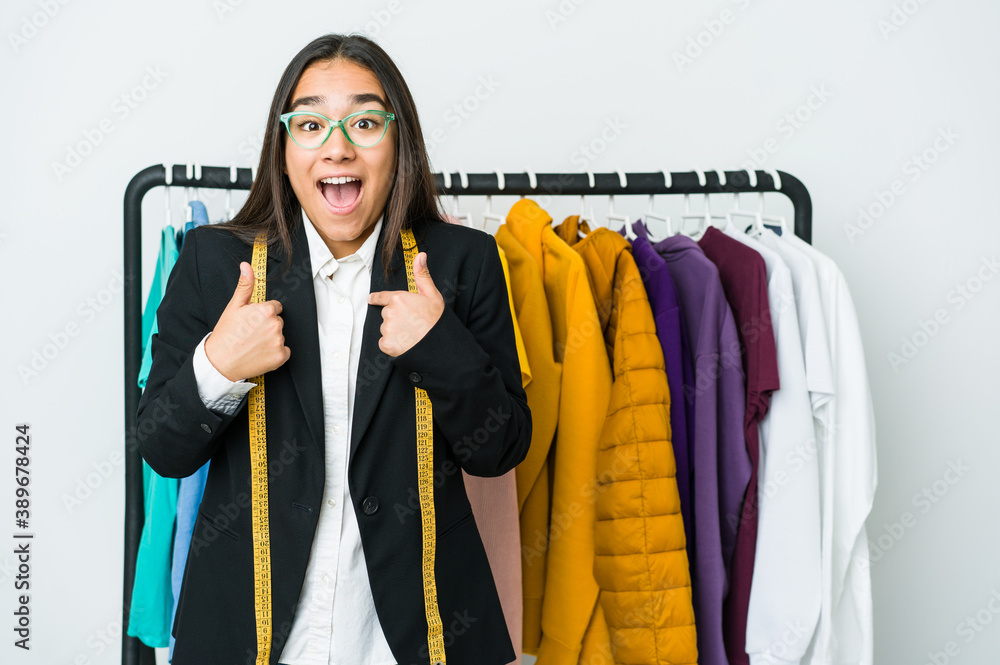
left=318, top=175, right=363, bottom=213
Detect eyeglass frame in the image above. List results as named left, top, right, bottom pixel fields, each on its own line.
left=278, top=109, right=397, bottom=149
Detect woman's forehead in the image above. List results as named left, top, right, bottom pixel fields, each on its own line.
left=291, top=60, right=387, bottom=111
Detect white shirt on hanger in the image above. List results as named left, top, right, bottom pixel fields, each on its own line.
left=781, top=232, right=877, bottom=665
left=722, top=221, right=821, bottom=665
left=757, top=230, right=835, bottom=413
left=758, top=229, right=837, bottom=665
left=190, top=210, right=397, bottom=665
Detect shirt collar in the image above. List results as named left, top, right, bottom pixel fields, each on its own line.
left=301, top=208, right=384, bottom=280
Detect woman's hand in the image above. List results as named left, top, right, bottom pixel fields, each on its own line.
left=204, top=262, right=291, bottom=381
left=368, top=251, right=445, bottom=357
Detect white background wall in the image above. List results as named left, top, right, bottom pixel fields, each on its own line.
left=2, top=1, right=997, bottom=663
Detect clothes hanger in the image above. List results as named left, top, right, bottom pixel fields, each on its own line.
left=226, top=164, right=238, bottom=221
left=481, top=169, right=506, bottom=232
left=520, top=170, right=537, bottom=201
left=702, top=168, right=736, bottom=233
left=725, top=169, right=763, bottom=235
left=439, top=171, right=471, bottom=226
left=163, top=162, right=173, bottom=229
left=677, top=169, right=726, bottom=240
left=578, top=170, right=596, bottom=239
left=183, top=163, right=202, bottom=224
left=193, top=162, right=202, bottom=209
left=726, top=169, right=786, bottom=237
left=607, top=169, right=634, bottom=241
left=452, top=170, right=473, bottom=227
left=760, top=169, right=788, bottom=235
left=640, top=170, right=672, bottom=241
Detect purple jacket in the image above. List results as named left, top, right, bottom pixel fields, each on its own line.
left=629, top=222, right=695, bottom=556
left=652, top=231, right=750, bottom=665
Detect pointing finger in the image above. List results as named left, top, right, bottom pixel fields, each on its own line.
left=368, top=290, right=404, bottom=307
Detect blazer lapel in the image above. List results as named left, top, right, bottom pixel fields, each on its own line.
left=265, top=216, right=325, bottom=458
left=351, top=219, right=407, bottom=465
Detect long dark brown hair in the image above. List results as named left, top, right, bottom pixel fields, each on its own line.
left=213, top=33, right=446, bottom=280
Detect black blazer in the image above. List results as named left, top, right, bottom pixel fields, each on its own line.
left=135, top=212, right=532, bottom=665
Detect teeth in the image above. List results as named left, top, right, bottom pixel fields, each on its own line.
left=320, top=176, right=360, bottom=185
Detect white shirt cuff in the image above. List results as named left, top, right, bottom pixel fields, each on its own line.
left=192, top=332, right=255, bottom=415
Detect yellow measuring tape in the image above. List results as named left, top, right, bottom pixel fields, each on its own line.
left=401, top=227, right=447, bottom=665
left=247, top=227, right=447, bottom=665
left=248, top=233, right=271, bottom=665
left=248, top=231, right=272, bottom=665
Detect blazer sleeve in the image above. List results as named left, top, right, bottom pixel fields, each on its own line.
left=135, top=227, right=250, bottom=478
left=389, top=232, right=532, bottom=478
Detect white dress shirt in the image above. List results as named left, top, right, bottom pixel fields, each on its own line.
left=723, top=222, right=821, bottom=665
left=190, top=210, right=397, bottom=665
left=783, top=232, right=876, bottom=665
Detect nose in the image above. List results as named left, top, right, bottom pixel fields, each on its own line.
left=318, top=123, right=356, bottom=161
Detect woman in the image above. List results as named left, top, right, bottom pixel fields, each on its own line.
left=135, top=33, right=531, bottom=665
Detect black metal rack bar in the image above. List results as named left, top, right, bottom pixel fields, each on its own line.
left=122, top=166, right=812, bottom=665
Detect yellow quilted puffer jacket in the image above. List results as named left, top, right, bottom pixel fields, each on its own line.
left=554, top=216, right=698, bottom=665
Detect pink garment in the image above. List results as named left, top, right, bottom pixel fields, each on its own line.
left=463, top=471, right=523, bottom=665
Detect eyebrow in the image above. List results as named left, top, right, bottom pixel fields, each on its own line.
left=288, top=92, right=388, bottom=112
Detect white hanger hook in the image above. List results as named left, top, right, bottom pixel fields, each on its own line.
left=643, top=191, right=671, bottom=242
left=525, top=170, right=537, bottom=190
left=662, top=170, right=672, bottom=189
left=766, top=168, right=782, bottom=191
left=607, top=171, right=631, bottom=238
left=694, top=168, right=706, bottom=187
left=746, top=168, right=757, bottom=188
left=715, top=168, right=726, bottom=187
left=458, top=170, right=468, bottom=190
left=494, top=169, right=505, bottom=191
left=442, top=171, right=452, bottom=190
left=163, top=162, right=172, bottom=228
left=193, top=162, right=202, bottom=202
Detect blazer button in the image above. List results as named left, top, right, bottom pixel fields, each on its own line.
left=362, top=496, right=380, bottom=515
left=200, top=423, right=212, bottom=433
left=408, top=372, right=422, bottom=383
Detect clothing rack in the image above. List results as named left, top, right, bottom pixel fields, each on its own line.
left=122, top=166, right=812, bottom=665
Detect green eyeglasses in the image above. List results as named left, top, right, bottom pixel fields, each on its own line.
left=279, top=109, right=396, bottom=149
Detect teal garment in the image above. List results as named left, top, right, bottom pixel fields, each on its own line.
left=138, top=226, right=180, bottom=390
left=128, top=459, right=179, bottom=646
left=128, top=225, right=181, bottom=647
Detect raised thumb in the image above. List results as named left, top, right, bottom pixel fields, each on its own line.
left=231, top=262, right=254, bottom=305
left=414, top=252, right=437, bottom=294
